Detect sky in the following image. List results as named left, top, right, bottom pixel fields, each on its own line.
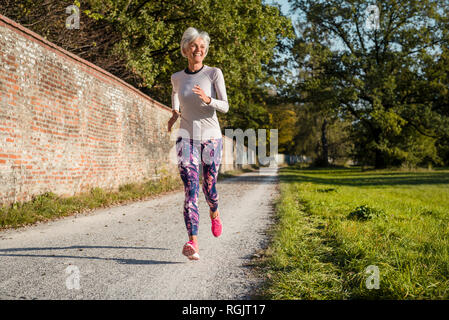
left=268, top=0, right=347, bottom=52
left=269, top=0, right=294, bottom=17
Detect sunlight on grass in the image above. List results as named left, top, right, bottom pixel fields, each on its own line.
left=259, top=165, right=449, bottom=299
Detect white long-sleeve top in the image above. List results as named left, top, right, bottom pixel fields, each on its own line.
left=171, top=65, right=229, bottom=141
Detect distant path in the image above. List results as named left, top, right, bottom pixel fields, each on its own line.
left=0, top=168, right=278, bottom=299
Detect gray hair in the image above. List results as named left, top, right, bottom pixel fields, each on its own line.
left=180, top=27, right=210, bottom=58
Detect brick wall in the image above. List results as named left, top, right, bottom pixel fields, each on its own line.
left=0, top=14, right=181, bottom=205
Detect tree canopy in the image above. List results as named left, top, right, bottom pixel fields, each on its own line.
left=0, top=0, right=294, bottom=133
left=286, top=0, right=449, bottom=168
left=3, top=0, right=449, bottom=168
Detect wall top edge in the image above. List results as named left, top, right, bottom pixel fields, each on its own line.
left=0, top=13, right=171, bottom=113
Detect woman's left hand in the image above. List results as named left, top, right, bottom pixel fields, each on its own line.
left=192, top=85, right=211, bottom=104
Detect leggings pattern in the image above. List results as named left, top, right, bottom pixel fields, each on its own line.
left=176, top=137, right=223, bottom=236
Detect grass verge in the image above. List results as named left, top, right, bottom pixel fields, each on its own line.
left=254, top=164, right=449, bottom=299
left=0, top=175, right=183, bottom=230
left=0, top=166, right=256, bottom=230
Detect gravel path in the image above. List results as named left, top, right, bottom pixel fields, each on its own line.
left=0, top=167, right=279, bottom=300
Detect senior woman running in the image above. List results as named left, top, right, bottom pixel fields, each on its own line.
left=167, top=27, right=229, bottom=261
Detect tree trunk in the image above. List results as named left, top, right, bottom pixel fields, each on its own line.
left=373, top=127, right=387, bottom=169
left=321, top=118, right=329, bottom=167
left=375, top=148, right=387, bottom=169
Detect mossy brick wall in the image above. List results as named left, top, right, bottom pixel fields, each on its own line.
left=0, top=14, right=181, bottom=205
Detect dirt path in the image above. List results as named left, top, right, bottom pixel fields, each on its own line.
left=0, top=167, right=279, bottom=299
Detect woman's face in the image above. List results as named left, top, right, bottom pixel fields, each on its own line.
left=185, top=37, right=207, bottom=64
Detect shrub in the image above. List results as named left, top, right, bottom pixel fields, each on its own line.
left=348, top=205, right=386, bottom=221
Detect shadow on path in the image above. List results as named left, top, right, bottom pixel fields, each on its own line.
left=0, top=245, right=169, bottom=252
left=0, top=245, right=183, bottom=265
left=219, top=174, right=279, bottom=185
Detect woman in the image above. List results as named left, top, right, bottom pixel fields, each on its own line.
left=167, top=27, right=229, bottom=261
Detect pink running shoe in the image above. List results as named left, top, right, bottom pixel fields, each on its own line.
left=210, top=211, right=222, bottom=237
left=182, top=240, right=199, bottom=260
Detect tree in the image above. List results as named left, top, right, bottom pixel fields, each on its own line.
left=81, top=0, right=295, bottom=132
left=1, top=0, right=294, bottom=132
left=288, top=0, right=449, bottom=168
left=268, top=103, right=298, bottom=154
left=290, top=101, right=353, bottom=166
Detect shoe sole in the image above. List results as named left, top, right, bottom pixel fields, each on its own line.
left=182, top=243, right=199, bottom=260
left=188, top=253, right=200, bottom=260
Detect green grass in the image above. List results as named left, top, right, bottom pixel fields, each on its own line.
left=0, top=165, right=258, bottom=230
left=256, top=165, right=449, bottom=299
left=0, top=175, right=184, bottom=229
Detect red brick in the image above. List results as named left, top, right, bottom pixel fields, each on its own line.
left=0, top=14, right=177, bottom=206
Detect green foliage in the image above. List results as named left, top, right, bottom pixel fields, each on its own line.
left=348, top=204, right=386, bottom=221
left=267, top=104, right=298, bottom=153
left=291, top=102, right=354, bottom=164
left=288, top=0, right=449, bottom=168
left=1, top=0, right=294, bottom=132
left=81, top=0, right=294, bottom=130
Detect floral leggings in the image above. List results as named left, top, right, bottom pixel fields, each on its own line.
left=176, top=137, right=223, bottom=236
